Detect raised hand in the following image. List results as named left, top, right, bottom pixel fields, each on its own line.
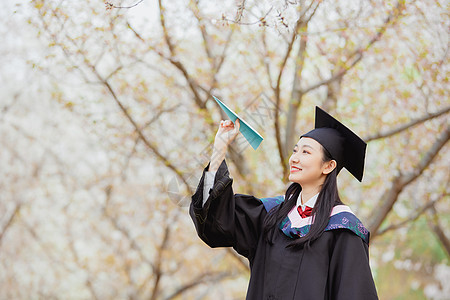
left=209, top=119, right=240, bottom=172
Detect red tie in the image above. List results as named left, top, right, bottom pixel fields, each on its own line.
left=297, top=206, right=313, bottom=218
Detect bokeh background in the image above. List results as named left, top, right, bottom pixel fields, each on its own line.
left=1, top=0, right=449, bottom=299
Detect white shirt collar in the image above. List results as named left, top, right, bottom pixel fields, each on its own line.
left=296, top=192, right=319, bottom=210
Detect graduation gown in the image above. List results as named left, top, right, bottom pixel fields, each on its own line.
left=190, top=160, right=378, bottom=300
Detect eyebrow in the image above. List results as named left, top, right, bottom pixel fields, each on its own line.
left=293, top=144, right=314, bottom=150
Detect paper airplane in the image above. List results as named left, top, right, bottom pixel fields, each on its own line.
left=213, top=96, right=263, bottom=150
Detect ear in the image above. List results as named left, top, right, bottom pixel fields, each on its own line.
left=322, top=160, right=337, bottom=175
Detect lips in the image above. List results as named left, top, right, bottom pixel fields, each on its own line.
left=290, top=166, right=301, bottom=173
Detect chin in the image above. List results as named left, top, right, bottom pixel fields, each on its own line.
left=288, top=174, right=301, bottom=184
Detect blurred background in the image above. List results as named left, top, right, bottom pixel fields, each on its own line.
left=0, top=0, right=448, bottom=299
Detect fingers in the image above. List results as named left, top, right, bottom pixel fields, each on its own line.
left=234, top=118, right=240, bottom=131
left=220, top=119, right=235, bottom=128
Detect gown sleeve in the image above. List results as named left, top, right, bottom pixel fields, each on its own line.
left=202, top=170, right=216, bottom=206
left=328, top=229, right=379, bottom=299
left=189, top=160, right=267, bottom=260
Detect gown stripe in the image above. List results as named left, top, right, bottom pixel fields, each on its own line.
left=260, top=196, right=370, bottom=244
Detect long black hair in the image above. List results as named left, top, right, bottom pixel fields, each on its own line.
left=263, top=144, right=343, bottom=249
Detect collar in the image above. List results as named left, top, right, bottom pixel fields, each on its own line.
left=296, top=192, right=319, bottom=210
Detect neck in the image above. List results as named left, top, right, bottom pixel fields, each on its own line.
left=300, top=184, right=322, bottom=205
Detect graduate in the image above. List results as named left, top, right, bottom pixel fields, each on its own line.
left=190, top=106, right=379, bottom=299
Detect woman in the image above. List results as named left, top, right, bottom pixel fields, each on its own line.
left=190, top=107, right=378, bottom=299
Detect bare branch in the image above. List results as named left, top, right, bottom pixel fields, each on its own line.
left=156, top=0, right=206, bottom=108
left=222, top=6, right=273, bottom=26
left=158, top=0, right=176, bottom=55
left=283, top=2, right=323, bottom=168
left=66, top=223, right=100, bottom=300
left=274, top=1, right=322, bottom=177
left=302, top=52, right=362, bottom=95
left=369, top=126, right=450, bottom=237
left=364, top=106, right=450, bottom=142
left=428, top=204, right=450, bottom=258
left=126, top=21, right=145, bottom=42
left=142, top=104, right=179, bottom=129
left=189, top=2, right=213, bottom=61
left=102, top=187, right=156, bottom=270
left=273, top=18, right=303, bottom=175
left=234, top=0, right=247, bottom=23
left=189, top=3, right=236, bottom=96
left=105, top=64, right=124, bottom=81
left=127, top=15, right=252, bottom=181
left=376, top=193, right=447, bottom=236
left=210, top=30, right=235, bottom=90
left=21, top=219, right=77, bottom=276
left=150, top=209, right=179, bottom=300
left=164, top=270, right=235, bottom=300
left=72, top=47, right=192, bottom=193
left=112, top=82, right=191, bottom=192
left=0, top=203, right=21, bottom=248
left=261, top=28, right=274, bottom=89
left=105, top=0, right=145, bottom=10
left=300, top=0, right=406, bottom=96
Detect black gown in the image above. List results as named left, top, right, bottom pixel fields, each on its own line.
left=190, top=160, right=378, bottom=300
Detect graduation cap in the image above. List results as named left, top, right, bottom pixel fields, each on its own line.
left=301, top=106, right=367, bottom=181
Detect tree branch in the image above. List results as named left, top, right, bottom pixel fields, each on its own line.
left=300, top=0, right=406, bottom=96
left=364, top=106, right=450, bottom=142
left=369, top=125, right=450, bottom=237
left=208, top=29, right=235, bottom=94
left=164, top=270, right=235, bottom=300
left=189, top=2, right=213, bottom=61
left=92, top=66, right=193, bottom=193
left=158, top=0, right=175, bottom=55
left=0, top=203, right=21, bottom=248
left=149, top=210, right=175, bottom=300
left=157, top=0, right=206, bottom=109
left=376, top=193, right=446, bottom=236
left=275, top=1, right=322, bottom=178
left=38, top=5, right=190, bottom=191
left=128, top=14, right=252, bottom=181
left=191, top=5, right=236, bottom=97
left=234, top=0, right=247, bottom=23
left=283, top=3, right=322, bottom=169
left=105, top=0, right=145, bottom=10
left=102, top=187, right=154, bottom=268
left=273, top=17, right=305, bottom=176
left=428, top=204, right=450, bottom=258
left=66, top=222, right=100, bottom=300
left=261, top=28, right=274, bottom=89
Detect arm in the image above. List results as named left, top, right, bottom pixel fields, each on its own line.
left=202, top=118, right=239, bottom=204
left=209, top=119, right=240, bottom=172
left=328, top=230, right=379, bottom=300
left=203, top=119, right=236, bottom=204
left=190, top=159, right=266, bottom=260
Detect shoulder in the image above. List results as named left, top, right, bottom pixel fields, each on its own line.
left=260, top=195, right=285, bottom=212
left=325, top=205, right=371, bottom=245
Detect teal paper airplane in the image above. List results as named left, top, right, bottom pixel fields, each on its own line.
left=213, top=96, right=263, bottom=150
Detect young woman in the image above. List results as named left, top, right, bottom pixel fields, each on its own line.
left=190, top=107, right=378, bottom=299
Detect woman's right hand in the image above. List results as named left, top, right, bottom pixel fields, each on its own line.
left=214, top=119, right=240, bottom=150
left=209, top=119, right=240, bottom=172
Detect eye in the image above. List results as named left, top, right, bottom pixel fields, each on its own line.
left=303, top=150, right=310, bottom=154
left=293, top=148, right=298, bottom=153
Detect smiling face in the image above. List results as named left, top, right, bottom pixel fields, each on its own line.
left=289, top=137, right=336, bottom=187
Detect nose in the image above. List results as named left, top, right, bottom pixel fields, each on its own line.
left=290, top=152, right=300, bottom=164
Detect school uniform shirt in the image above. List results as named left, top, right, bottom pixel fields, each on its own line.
left=190, top=160, right=378, bottom=300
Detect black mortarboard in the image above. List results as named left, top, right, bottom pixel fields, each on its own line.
left=301, top=106, right=367, bottom=181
